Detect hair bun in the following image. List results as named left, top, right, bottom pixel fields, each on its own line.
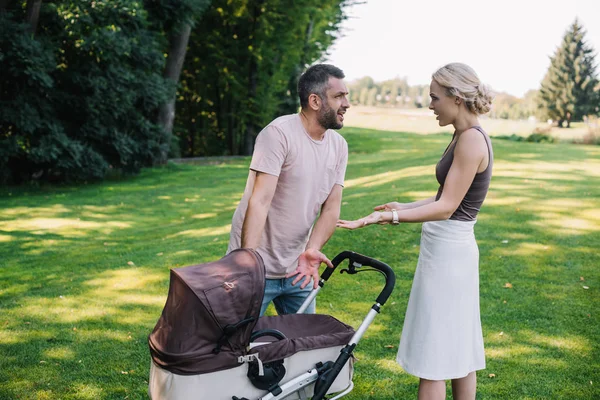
left=472, top=84, right=494, bottom=115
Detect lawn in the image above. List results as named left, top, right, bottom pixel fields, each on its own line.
left=0, top=128, right=598, bottom=399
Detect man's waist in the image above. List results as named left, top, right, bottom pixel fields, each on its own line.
left=256, top=246, right=304, bottom=277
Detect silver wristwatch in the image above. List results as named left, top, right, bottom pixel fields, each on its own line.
left=391, top=209, right=400, bottom=225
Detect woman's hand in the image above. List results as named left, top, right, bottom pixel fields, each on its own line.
left=374, top=201, right=405, bottom=211
left=337, top=211, right=384, bottom=230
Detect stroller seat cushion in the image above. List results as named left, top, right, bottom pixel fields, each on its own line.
left=249, top=314, right=355, bottom=363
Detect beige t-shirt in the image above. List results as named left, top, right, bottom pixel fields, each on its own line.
left=227, top=114, right=348, bottom=278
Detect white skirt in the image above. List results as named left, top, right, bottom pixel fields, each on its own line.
left=396, top=219, right=485, bottom=380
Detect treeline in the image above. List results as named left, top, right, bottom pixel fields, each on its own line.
left=0, top=0, right=354, bottom=184
left=347, top=77, right=544, bottom=121
left=347, top=76, right=431, bottom=109
left=349, top=20, right=600, bottom=126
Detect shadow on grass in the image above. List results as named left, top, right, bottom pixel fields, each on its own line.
left=0, top=131, right=598, bottom=399
left=0, top=162, right=249, bottom=398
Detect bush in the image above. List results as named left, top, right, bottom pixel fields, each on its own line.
left=495, top=134, right=525, bottom=142
left=0, top=1, right=170, bottom=184
left=495, top=132, right=555, bottom=143
left=526, top=133, right=556, bottom=143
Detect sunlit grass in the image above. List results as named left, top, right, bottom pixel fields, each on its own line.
left=344, top=165, right=432, bottom=188
left=167, top=223, right=232, bottom=238
left=1, top=129, right=598, bottom=399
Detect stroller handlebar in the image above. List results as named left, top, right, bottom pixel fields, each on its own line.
left=322, top=251, right=396, bottom=306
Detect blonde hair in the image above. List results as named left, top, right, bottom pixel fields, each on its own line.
left=432, top=63, right=494, bottom=115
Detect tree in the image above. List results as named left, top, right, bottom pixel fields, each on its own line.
left=0, top=0, right=355, bottom=183
left=489, top=90, right=543, bottom=121
left=419, top=85, right=429, bottom=108
left=349, top=76, right=374, bottom=105
left=0, top=0, right=9, bottom=14
left=0, top=0, right=170, bottom=183
left=379, top=84, right=388, bottom=105
left=522, top=89, right=543, bottom=119
left=173, top=0, right=354, bottom=157
left=25, top=0, right=42, bottom=34
left=144, top=0, right=212, bottom=163
left=366, top=87, right=377, bottom=106
left=538, top=19, right=598, bottom=127
left=0, top=11, right=57, bottom=183
left=358, top=87, right=369, bottom=105
left=389, top=82, right=399, bottom=106
left=408, top=86, right=420, bottom=107
left=399, top=78, right=409, bottom=105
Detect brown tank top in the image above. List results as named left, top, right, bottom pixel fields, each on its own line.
left=435, top=126, right=493, bottom=221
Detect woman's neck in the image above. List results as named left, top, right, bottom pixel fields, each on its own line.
left=453, top=113, right=480, bottom=135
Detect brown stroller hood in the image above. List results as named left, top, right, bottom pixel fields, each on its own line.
left=148, top=249, right=265, bottom=375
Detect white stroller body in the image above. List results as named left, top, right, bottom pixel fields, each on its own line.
left=148, top=249, right=395, bottom=400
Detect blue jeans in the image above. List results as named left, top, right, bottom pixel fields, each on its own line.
left=260, top=277, right=316, bottom=316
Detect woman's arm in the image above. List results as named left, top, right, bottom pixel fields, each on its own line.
left=338, top=129, right=487, bottom=229
left=374, top=196, right=436, bottom=211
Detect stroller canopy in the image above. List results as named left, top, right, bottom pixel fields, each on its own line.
left=149, top=249, right=265, bottom=375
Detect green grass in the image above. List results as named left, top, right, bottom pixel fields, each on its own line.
left=1, top=128, right=599, bottom=399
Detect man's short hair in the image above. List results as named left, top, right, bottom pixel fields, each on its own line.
left=298, top=64, right=345, bottom=109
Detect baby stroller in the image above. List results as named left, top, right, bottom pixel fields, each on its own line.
left=148, top=249, right=395, bottom=400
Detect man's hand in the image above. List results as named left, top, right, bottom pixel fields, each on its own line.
left=286, top=248, right=334, bottom=289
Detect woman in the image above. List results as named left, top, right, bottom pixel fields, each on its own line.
left=337, top=63, right=494, bottom=400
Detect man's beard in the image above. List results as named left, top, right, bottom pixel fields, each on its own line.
left=317, top=103, right=342, bottom=130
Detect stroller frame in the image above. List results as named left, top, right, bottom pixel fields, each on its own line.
left=231, top=251, right=395, bottom=400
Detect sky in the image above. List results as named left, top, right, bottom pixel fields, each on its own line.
left=325, top=0, right=600, bottom=98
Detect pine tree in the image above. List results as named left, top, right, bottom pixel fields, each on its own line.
left=538, top=19, right=599, bottom=127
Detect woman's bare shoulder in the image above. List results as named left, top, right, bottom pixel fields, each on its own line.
left=455, top=128, right=487, bottom=158
left=458, top=128, right=486, bottom=146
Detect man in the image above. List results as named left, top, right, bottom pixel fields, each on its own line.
left=227, top=64, right=350, bottom=316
